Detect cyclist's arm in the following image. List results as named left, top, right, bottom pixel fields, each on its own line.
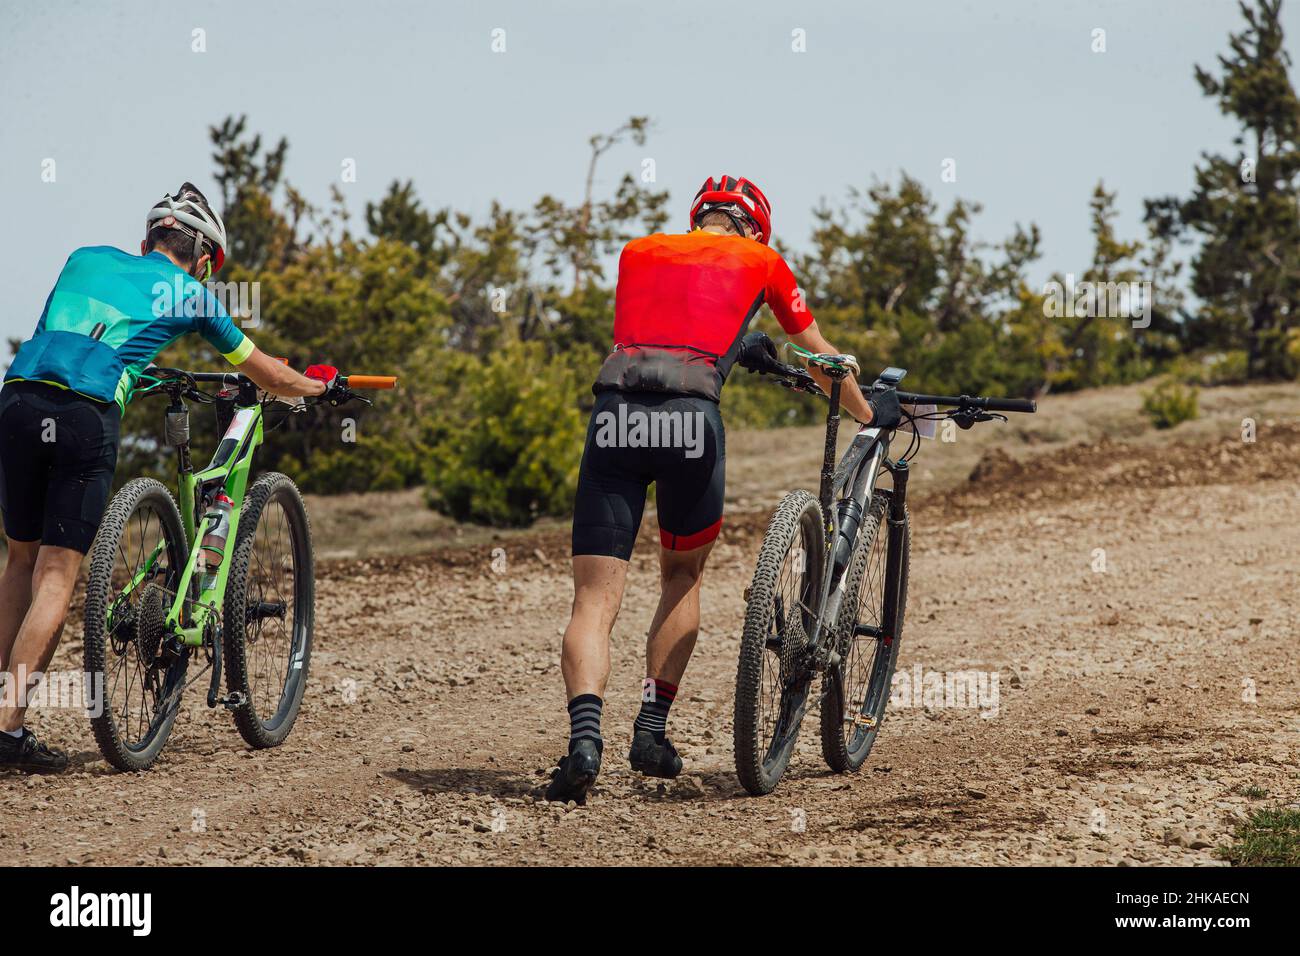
left=191, top=292, right=325, bottom=398
left=766, top=255, right=874, bottom=424
left=787, top=322, right=874, bottom=424
left=238, top=347, right=327, bottom=398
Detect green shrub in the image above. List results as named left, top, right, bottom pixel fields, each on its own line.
left=278, top=436, right=421, bottom=494
left=1218, top=806, right=1300, bottom=866
left=1141, top=378, right=1199, bottom=429
left=1170, top=351, right=1248, bottom=387
left=424, top=339, right=585, bottom=526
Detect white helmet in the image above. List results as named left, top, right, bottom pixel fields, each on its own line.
left=145, top=182, right=228, bottom=273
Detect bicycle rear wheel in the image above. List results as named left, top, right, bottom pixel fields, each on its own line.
left=733, top=490, right=825, bottom=796
left=84, top=478, right=191, bottom=772
left=820, top=492, right=908, bottom=772
left=223, top=472, right=314, bottom=749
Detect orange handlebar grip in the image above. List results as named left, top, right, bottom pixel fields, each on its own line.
left=346, top=375, right=398, bottom=390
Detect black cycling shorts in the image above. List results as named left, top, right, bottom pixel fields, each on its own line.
left=572, top=390, right=725, bottom=560
left=0, top=381, right=121, bottom=554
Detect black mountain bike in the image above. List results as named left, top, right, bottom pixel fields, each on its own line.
left=732, top=339, right=1036, bottom=796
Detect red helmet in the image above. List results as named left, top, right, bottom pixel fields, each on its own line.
left=689, top=175, right=772, bottom=244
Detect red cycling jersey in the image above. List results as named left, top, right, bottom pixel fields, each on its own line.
left=594, top=231, right=814, bottom=401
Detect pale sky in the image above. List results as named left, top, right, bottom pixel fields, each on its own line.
left=2, top=0, right=1291, bottom=345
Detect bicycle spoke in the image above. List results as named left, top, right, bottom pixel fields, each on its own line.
left=243, top=498, right=297, bottom=720
left=85, top=480, right=198, bottom=771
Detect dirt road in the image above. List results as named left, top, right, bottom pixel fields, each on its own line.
left=3, top=419, right=1298, bottom=866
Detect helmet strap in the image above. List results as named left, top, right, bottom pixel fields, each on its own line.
left=697, top=204, right=755, bottom=238
left=192, top=227, right=212, bottom=279
left=724, top=211, right=752, bottom=237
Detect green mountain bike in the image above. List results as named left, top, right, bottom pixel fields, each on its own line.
left=83, top=367, right=395, bottom=771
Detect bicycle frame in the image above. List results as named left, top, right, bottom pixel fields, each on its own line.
left=799, top=375, right=907, bottom=665
left=166, top=401, right=264, bottom=646
left=741, top=345, right=1035, bottom=777
left=109, top=367, right=394, bottom=663
left=776, top=355, right=1034, bottom=672
left=113, top=377, right=267, bottom=650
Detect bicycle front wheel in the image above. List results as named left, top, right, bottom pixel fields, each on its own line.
left=820, top=492, right=908, bottom=773
left=84, top=477, right=191, bottom=772
left=223, top=472, right=315, bottom=749
left=733, top=490, right=825, bottom=796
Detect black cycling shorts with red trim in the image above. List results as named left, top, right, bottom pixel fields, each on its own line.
left=572, top=390, right=725, bottom=560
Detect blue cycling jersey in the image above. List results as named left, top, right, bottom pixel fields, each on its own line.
left=5, top=246, right=253, bottom=411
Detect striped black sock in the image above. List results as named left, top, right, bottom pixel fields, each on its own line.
left=567, top=694, right=603, bottom=755
left=634, top=677, right=677, bottom=744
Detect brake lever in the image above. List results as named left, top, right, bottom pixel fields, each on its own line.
left=775, top=377, right=817, bottom=395
left=950, top=407, right=1008, bottom=430
left=323, top=388, right=371, bottom=408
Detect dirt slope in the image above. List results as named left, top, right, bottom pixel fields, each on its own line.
left=2, top=412, right=1298, bottom=866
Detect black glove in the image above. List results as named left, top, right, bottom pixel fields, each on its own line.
left=737, top=331, right=781, bottom=373
left=866, top=387, right=902, bottom=429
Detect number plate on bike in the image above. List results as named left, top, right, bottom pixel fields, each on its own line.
left=899, top=404, right=938, bottom=439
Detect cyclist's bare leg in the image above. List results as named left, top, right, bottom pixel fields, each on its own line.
left=561, top=555, right=630, bottom=700
left=0, top=538, right=39, bottom=670
left=644, top=541, right=713, bottom=686
left=0, top=544, right=79, bottom=732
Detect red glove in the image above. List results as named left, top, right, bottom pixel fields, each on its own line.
left=304, top=364, right=339, bottom=389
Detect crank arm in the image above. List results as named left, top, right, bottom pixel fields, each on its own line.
left=206, top=630, right=223, bottom=708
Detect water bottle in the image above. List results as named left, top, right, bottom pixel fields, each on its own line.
left=199, top=494, right=234, bottom=591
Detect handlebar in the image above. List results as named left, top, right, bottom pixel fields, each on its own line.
left=344, top=375, right=397, bottom=390
left=753, top=359, right=1036, bottom=414
left=142, top=368, right=400, bottom=401
left=187, top=371, right=243, bottom=385
left=896, top=391, right=1037, bottom=414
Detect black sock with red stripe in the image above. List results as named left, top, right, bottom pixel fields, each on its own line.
left=634, top=678, right=677, bottom=744
left=567, top=694, right=604, bottom=756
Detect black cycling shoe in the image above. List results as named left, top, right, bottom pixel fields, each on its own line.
left=545, top=739, right=601, bottom=804
left=0, top=729, right=69, bottom=774
left=628, top=729, right=683, bottom=779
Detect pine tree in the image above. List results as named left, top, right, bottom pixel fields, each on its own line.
left=1147, top=0, right=1300, bottom=379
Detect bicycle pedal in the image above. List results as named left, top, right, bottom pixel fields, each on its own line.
left=218, top=692, right=247, bottom=711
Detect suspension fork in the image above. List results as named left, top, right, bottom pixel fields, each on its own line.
left=879, top=459, right=910, bottom=645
